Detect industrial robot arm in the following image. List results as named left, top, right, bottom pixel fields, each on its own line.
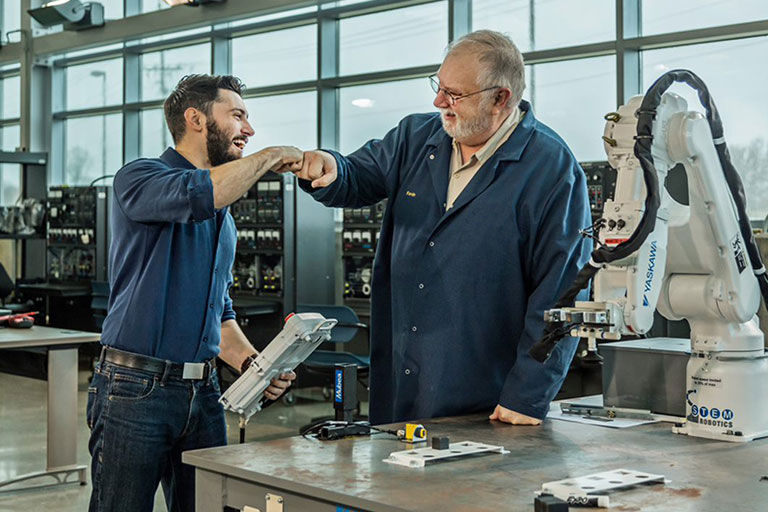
left=531, top=70, right=768, bottom=442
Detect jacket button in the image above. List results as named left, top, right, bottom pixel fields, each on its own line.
left=209, top=303, right=214, bottom=309
left=429, top=241, right=435, bottom=247
left=203, top=336, right=208, bottom=342
left=418, top=283, right=424, bottom=289
left=411, top=326, right=417, bottom=332
left=429, top=154, right=435, bottom=160
left=404, top=368, right=411, bottom=375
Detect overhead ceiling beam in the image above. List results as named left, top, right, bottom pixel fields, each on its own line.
left=0, top=0, right=315, bottom=64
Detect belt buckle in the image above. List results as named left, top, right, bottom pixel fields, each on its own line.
left=182, top=362, right=205, bottom=380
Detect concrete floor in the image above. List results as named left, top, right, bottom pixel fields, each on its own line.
left=0, top=369, right=355, bottom=511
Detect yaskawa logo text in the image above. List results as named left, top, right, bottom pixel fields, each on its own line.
left=643, top=240, right=658, bottom=307
left=334, top=369, right=343, bottom=403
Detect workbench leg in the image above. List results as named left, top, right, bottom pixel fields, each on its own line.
left=48, top=347, right=83, bottom=476
left=0, top=346, right=87, bottom=491
left=196, top=469, right=227, bottom=512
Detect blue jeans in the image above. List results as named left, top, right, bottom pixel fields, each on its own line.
left=86, top=360, right=227, bottom=512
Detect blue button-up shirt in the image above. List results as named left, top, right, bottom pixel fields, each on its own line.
left=100, top=148, right=236, bottom=363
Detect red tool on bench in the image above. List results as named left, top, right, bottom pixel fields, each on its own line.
left=0, top=311, right=38, bottom=328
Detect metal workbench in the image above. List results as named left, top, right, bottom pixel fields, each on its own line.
left=183, top=413, right=768, bottom=511
left=0, top=326, right=100, bottom=491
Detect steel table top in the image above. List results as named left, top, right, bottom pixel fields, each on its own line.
left=184, top=413, right=768, bottom=511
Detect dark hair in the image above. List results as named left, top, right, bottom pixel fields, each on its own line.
left=163, top=74, right=245, bottom=144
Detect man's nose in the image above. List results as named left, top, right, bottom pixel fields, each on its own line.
left=242, top=119, right=255, bottom=137
left=433, top=89, right=450, bottom=109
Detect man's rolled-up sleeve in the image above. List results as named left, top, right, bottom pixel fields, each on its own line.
left=221, top=270, right=236, bottom=323
left=498, top=162, right=593, bottom=419
left=114, top=160, right=215, bottom=223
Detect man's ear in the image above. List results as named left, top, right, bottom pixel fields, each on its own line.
left=495, top=88, right=512, bottom=107
left=184, top=107, right=205, bottom=134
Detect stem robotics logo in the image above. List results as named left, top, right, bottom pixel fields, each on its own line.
left=691, top=404, right=734, bottom=428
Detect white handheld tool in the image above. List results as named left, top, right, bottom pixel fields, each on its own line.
left=219, top=312, right=337, bottom=422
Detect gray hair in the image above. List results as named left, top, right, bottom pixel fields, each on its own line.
left=446, top=30, right=525, bottom=109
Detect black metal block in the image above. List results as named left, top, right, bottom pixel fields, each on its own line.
left=431, top=436, right=450, bottom=450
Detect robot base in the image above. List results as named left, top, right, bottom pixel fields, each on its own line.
left=672, top=421, right=768, bottom=443
left=671, top=352, right=768, bottom=443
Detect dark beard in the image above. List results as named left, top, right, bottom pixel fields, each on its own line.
left=206, top=120, right=238, bottom=166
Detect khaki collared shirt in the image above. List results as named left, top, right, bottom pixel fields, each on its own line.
left=446, top=107, right=523, bottom=210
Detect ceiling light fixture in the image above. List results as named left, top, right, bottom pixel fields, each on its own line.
left=351, top=98, right=375, bottom=108
left=27, top=0, right=104, bottom=31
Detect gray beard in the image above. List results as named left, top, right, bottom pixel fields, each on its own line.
left=440, top=101, right=494, bottom=142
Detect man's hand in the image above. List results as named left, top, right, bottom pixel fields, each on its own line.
left=263, top=371, right=297, bottom=401
left=489, top=404, right=542, bottom=425
left=268, top=146, right=304, bottom=173
left=295, top=150, right=338, bottom=188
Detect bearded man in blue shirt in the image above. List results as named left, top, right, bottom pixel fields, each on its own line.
left=87, top=74, right=301, bottom=512
left=294, top=30, right=592, bottom=427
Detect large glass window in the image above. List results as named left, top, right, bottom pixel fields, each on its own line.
left=527, top=55, right=616, bottom=161
left=141, top=44, right=211, bottom=101
left=642, top=0, right=768, bottom=36
left=64, top=114, right=123, bottom=185
left=140, top=109, right=173, bottom=158
left=0, top=163, right=21, bottom=205
left=339, top=2, right=447, bottom=76
left=1, top=75, right=20, bottom=119
left=0, top=123, right=18, bottom=151
left=232, top=25, right=317, bottom=88
left=2, top=0, right=21, bottom=40
left=65, top=58, right=123, bottom=111
left=0, top=72, right=20, bottom=205
left=101, top=0, right=125, bottom=19
left=472, top=0, right=615, bottom=53
left=642, top=37, right=768, bottom=220
left=339, top=78, right=436, bottom=153
left=0, top=124, right=21, bottom=205
left=243, top=92, right=317, bottom=152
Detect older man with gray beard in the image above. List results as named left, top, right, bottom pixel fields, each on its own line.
left=294, top=30, right=592, bottom=426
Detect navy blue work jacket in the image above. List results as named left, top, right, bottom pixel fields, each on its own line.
left=100, top=148, right=236, bottom=363
left=301, top=101, right=592, bottom=424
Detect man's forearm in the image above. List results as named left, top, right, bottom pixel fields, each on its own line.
left=209, top=148, right=282, bottom=209
left=219, top=319, right=257, bottom=370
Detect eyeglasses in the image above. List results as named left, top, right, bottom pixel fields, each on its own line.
left=429, top=75, right=500, bottom=106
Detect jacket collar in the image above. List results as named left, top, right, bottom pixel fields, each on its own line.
left=160, top=147, right=196, bottom=169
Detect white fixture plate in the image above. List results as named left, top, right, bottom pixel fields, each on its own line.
left=541, top=468, right=665, bottom=499
left=383, top=441, right=509, bottom=468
